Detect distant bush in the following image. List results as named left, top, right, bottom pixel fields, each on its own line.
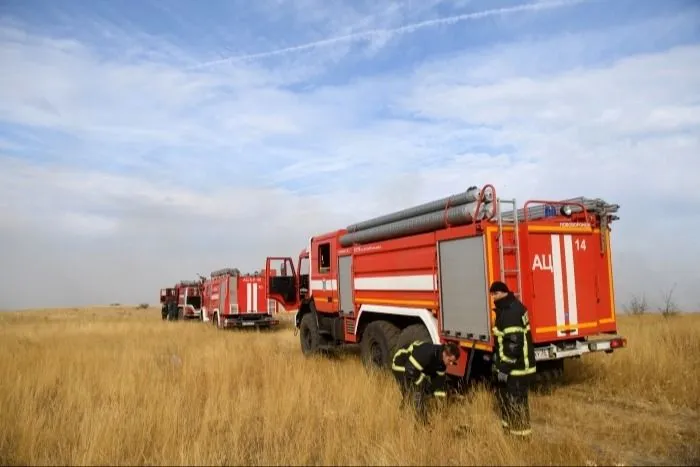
left=624, top=294, right=647, bottom=315
left=136, top=303, right=149, bottom=310
left=658, top=284, right=680, bottom=318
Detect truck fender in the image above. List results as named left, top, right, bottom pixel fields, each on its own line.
left=355, top=304, right=441, bottom=344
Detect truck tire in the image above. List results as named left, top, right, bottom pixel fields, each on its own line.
left=360, top=320, right=401, bottom=370
left=299, top=313, right=322, bottom=356
left=395, top=323, right=432, bottom=352
left=532, top=359, right=564, bottom=393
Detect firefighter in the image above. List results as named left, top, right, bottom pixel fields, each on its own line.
left=489, top=280, right=537, bottom=438
left=391, top=339, right=461, bottom=424
left=167, top=297, right=178, bottom=321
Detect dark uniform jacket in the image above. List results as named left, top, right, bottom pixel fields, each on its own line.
left=492, top=293, right=537, bottom=377
left=392, top=341, right=448, bottom=397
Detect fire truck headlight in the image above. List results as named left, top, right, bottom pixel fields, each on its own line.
left=560, top=205, right=573, bottom=217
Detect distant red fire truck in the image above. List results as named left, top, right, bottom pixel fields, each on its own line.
left=202, top=267, right=279, bottom=329
left=265, top=184, right=626, bottom=384
left=174, top=279, right=204, bottom=320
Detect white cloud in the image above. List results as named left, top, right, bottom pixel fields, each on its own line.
left=0, top=3, right=699, bottom=311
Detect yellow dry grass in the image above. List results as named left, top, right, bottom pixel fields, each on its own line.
left=0, top=307, right=698, bottom=466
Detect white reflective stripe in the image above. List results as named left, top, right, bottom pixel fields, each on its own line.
left=246, top=283, right=252, bottom=312
left=550, top=235, right=566, bottom=337
left=563, top=235, right=579, bottom=336
left=252, top=283, right=258, bottom=312
left=354, top=275, right=435, bottom=291
left=310, top=279, right=337, bottom=291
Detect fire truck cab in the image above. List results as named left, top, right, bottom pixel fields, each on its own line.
left=266, top=184, right=627, bottom=384
left=175, top=280, right=204, bottom=320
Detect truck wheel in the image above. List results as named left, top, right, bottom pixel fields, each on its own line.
left=395, top=323, right=432, bottom=351
left=533, top=359, right=564, bottom=393
left=360, top=320, right=401, bottom=370
left=299, top=313, right=322, bottom=355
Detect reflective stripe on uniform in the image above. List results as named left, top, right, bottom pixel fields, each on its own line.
left=509, top=428, right=532, bottom=437
left=433, top=390, right=446, bottom=397
left=510, top=367, right=536, bottom=376
left=409, top=355, right=424, bottom=371
left=492, top=319, right=535, bottom=375
left=392, top=340, right=424, bottom=372
left=521, top=314, right=531, bottom=373
left=392, top=348, right=408, bottom=372
left=496, top=334, right=516, bottom=364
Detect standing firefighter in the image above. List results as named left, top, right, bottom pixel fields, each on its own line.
left=489, top=281, right=537, bottom=437
left=391, top=340, right=461, bottom=424
left=167, top=297, right=178, bottom=321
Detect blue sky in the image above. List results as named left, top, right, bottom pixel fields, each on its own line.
left=0, top=0, right=699, bottom=309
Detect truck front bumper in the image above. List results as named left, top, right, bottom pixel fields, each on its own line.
left=222, top=314, right=279, bottom=329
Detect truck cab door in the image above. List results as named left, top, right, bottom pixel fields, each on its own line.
left=265, top=257, right=299, bottom=309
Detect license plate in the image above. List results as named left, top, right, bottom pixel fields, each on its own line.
left=535, top=348, right=550, bottom=360
left=242, top=322, right=255, bottom=326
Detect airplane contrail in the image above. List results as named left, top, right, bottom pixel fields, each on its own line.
left=188, top=0, right=591, bottom=70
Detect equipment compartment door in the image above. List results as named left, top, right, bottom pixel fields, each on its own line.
left=438, top=236, right=491, bottom=342
left=229, top=277, right=238, bottom=313
left=528, top=231, right=600, bottom=339
left=338, top=255, right=353, bottom=314
left=219, top=280, right=226, bottom=315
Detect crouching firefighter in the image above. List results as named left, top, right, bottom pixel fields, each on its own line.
left=391, top=340, right=461, bottom=424
left=489, top=281, right=537, bottom=438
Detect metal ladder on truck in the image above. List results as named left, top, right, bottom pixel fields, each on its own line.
left=496, top=198, right=523, bottom=298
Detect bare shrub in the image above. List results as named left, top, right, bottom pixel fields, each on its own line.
left=658, top=284, right=680, bottom=318
left=624, top=294, right=647, bottom=315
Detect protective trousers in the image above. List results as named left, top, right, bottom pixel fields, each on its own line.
left=496, top=375, right=531, bottom=437
left=167, top=303, right=178, bottom=321
left=393, top=370, right=429, bottom=425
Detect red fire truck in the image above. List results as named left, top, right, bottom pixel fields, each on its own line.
left=173, top=280, right=204, bottom=320
left=265, top=184, right=627, bottom=383
left=203, top=267, right=280, bottom=329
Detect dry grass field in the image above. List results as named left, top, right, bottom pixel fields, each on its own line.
left=0, top=307, right=698, bottom=466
